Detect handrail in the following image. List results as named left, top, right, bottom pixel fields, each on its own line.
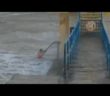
left=63, top=18, right=80, bottom=81
left=42, top=41, right=60, bottom=57
left=44, top=41, right=60, bottom=65
left=101, top=21, right=110, bottom=74
left=37, top=41, right=60, bottom=60
left=64, top=19, right=80, bottom=44
left=44, top=41, right=60, bottom=53
left=37, top=41, right=60, bottom=71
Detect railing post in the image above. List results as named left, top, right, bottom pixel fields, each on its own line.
left=63, top=18, right=80, bottom=83
left=107, top=44, right=110, bottom=75
left=56, top=41, right=60, bottom=65
left=59, top=12, right=70, bottom=58
left=64, top=44, right=68, bottom=81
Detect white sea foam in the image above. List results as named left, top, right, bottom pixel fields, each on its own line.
left=0, top=51, right=53, bottom=83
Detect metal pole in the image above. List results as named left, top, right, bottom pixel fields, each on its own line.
left=56, top=41, right=60, bottom=64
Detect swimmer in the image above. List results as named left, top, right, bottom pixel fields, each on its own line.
left=37, top=49, right=45, bottom=59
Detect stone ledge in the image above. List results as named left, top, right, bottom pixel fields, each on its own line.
left=7, top=75, right=59, bottom=84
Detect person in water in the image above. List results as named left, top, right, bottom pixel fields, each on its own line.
left=37, top=49, right=45, bottom=59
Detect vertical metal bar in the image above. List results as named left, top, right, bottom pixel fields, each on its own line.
left=63, top=17, right=80, bottom=82
left=108, top=44, right=110, bottom=74
left=101, top=12, right=102, bottom=18
left=57, top=42, right=60, bottom=65
left=64, top=44, right=66, bottom=80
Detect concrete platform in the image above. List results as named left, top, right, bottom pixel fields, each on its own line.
left=7, top=75, right=59, bottom=84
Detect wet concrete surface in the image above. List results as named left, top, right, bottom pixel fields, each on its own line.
left=69, top=32, right=110, bottom=84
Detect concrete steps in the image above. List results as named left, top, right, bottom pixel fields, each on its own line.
left=68, top=32, right=110, bottom=84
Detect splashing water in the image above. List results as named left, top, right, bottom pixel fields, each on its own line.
left=0, top=50, right=53, bottom=84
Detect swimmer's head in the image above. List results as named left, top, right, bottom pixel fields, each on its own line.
left=39, top=49, right=44, bottom=52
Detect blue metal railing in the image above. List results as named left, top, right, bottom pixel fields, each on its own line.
left=100, top=21, right=110, bottom=74
left=63, top=19, right=80, bottom=81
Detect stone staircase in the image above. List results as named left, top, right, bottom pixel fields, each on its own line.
left=68, top=32, right=110, bottom=84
